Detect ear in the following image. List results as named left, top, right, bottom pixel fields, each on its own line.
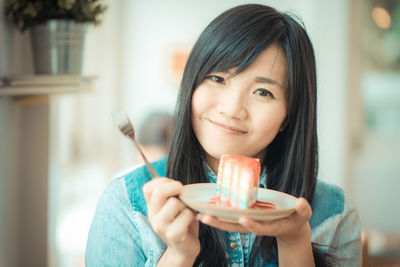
left=279, top=118, right=288, bottom=132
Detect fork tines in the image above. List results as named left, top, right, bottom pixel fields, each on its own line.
left=111, top=109, right=135, bottom=137
left=121, top=123, right=135, bottom=137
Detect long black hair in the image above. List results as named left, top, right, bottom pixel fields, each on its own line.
left=167, top=4, right=334, bottom=266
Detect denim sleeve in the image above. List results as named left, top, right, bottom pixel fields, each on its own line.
left=330, top=192, right=362, bottom=266
left=85, top=178, right=146, bottom=266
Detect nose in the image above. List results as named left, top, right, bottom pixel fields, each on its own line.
left=216, top=90, right=248, bottom=120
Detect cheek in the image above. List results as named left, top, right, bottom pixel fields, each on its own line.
left=191, top=94, right=200, bottom=125
left=191, top=89, right=200, bottom=115
left=251, top=106, right=287, bottom=139
left=191, top=86, right=211, bottom=116
left=191, top=88, right=206, bottom=132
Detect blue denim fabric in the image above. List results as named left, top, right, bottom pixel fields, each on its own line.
left=86, top=157, right=362, bottom=266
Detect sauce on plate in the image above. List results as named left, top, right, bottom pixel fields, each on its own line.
left=208, top=196, right=276, bottom=210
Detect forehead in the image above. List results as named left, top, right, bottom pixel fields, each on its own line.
left=235, top=43, right=287, bottom=88
left=255, top=44, right=286, bottom=74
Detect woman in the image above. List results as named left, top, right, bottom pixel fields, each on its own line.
left=86, top=4, right=361, bottom=266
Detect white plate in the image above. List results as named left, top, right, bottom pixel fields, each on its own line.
left=179, top=183, right=296, bottom=223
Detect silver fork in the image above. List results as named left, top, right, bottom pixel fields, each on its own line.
left=111, top=109, right=160, bottom=179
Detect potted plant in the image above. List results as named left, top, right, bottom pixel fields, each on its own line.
left=5, top=0, right=107, bottom=74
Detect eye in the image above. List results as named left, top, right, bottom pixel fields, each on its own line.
left=206, top=75, right=225, bottom=84
left=254, top=88, right=274, bottom=98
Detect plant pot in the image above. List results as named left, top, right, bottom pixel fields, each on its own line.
left=30, top=20, right=88, bottom=75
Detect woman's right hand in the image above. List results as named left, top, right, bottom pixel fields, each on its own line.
left=143, top=178, right=200, bottom=265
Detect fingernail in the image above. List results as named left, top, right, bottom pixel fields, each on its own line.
left=195, top=214, right=202, bottom=220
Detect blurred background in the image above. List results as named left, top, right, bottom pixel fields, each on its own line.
left=0, top=0, right=399, bottom=266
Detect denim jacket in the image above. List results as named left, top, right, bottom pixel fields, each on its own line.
left=86, top=157, right=362, bottom=266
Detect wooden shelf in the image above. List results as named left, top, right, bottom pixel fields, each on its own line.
left=0, top=75, right=95, bottom=97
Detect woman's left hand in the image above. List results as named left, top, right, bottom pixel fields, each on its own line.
left=196, top=197, right=312, bottom=246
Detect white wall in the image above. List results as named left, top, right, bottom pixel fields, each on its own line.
left=309, top=1, right=350, bottom=188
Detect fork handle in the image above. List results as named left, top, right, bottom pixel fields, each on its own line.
left=131, top=138, right=160, bottom=179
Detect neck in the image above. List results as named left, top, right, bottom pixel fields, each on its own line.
left=204, top=154, right=219, bottom=174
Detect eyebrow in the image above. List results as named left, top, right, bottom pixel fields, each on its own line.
left=255, top=76, right=283, bottom=88
left=218, top=70, right=284, bottom=89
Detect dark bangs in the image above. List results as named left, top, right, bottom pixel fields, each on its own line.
left=189, top=4, right=286, bottom=89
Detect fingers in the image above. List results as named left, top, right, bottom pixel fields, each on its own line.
left=294, top=197, right=312, bottom=221
left=153, top=204, right=197, bottom=244
left=167, top=208, right=197, bottom=241
left=142, top=177, right=170, bottom=202
left=143, top=178, right=200, bottom=256
left=198, top=198, right=313, bottom=239
left=143, top=178, right=183, bottom=215
left=156, top=197, right=187, bottom=224
left=189, top=215, right=200, bottom=237
left=198, top=213, right=282, bottom=236
left=238, top=216, right=270, bottom=233
left=238, top=198, right=311, bottom=237
left=197, top=214, right=250, bottom=233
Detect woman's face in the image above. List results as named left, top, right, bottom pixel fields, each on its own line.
left=191, top=43, right=288, bottom=172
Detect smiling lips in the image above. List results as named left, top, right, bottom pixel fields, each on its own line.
left=208, top=119, right=247, bottom=134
